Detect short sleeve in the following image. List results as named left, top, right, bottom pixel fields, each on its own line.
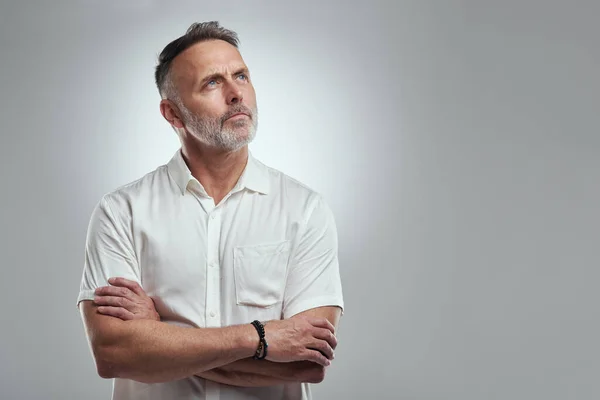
left=282, top=195, right=344, bottom=319
left=76, top=194, right=141, bottom=306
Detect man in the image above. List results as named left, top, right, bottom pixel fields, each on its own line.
left=77, top=21, right=344, bottom=400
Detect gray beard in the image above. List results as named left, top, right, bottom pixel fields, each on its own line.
left=179, top=103, right=258, bottom=152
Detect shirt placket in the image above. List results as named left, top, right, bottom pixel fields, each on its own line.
left=204, top=205, right=222, bottom=400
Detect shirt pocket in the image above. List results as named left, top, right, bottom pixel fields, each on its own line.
left=233, top=240, right=291, bottom=307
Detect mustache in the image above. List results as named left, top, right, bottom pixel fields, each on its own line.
left=221, top=105, right=253, bottom=122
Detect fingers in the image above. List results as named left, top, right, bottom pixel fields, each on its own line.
left=313, top=327, right=338, bottom=350
left=94, top=295, right=132, bottom=309
left=97, top=306, right=134, bottom=320
left=95, top=285, right=134, bottom=300
left=308, top=318, right=335, bottom=335
left=310, top=338, right=334, bottom=360
left=303, top=349, right=331, bottom=367
left=108, top=277, right=145, bottom=297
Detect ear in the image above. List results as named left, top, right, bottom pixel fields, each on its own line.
left=160, top=99, right=185, bottom=129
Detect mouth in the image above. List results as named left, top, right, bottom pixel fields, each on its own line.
left=226, top=112, right=250, bottom=121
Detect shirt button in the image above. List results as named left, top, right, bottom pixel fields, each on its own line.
left=210, top=311, right=216, bottom=317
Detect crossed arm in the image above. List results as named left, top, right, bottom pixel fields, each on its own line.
left=196, top=306, right=342, bottom=386
left=81, top=278, right=342, bottom=387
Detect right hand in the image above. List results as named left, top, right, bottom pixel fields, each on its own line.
left=262, top=317, right=337, bottom=367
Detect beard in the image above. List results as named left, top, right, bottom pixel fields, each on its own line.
left=178, top=101, right=258, bottom=152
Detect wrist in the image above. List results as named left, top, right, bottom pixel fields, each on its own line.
left=234, top=324, right=262, bottom=359
left=251, top=320, right=268, bottom=360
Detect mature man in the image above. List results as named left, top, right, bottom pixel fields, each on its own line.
left=77, top=21, right=344, bottom=400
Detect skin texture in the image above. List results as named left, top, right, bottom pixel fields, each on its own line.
left=92, top=278, right=342, bottom=386
left=80, top=297, right=337, bottom=384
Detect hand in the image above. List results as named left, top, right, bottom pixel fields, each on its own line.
left=262, top=316, right=337, bottom=367
left=93, top=277, right=160, bottom=321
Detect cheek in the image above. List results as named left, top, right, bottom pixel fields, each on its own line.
left=245, top=86, right=257, bottom=108
left=186, top=93, right=227, bottom=115
left=186, top=103, right=222, bottom=120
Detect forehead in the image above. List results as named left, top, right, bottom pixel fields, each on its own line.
left=171, top=39, right=247, bottom=83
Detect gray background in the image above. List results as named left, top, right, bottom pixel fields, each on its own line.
left=1, top=0, right=598, bottom=399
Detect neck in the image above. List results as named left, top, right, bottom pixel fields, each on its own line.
left=181, top=142, right=249, bottom=205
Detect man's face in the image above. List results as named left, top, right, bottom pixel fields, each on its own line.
left=169, top=39, right=258, bottom=151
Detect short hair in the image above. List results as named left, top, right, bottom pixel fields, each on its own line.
left=155, top=21, right=240, bottom=99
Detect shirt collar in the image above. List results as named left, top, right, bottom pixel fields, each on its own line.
left=167, top=148, right=270, bottom=196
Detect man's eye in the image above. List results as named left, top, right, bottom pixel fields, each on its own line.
left=237, top=74, right=248, bottom=81
left=207, top=80, right=217, bottom=86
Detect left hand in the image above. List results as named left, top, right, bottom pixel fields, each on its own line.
left=93, top=277, right=160, bottom=321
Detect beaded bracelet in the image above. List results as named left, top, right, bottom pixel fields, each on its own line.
left=251, top=320, right=268, bottom=360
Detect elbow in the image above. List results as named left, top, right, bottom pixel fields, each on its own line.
left=306, top=366, right=327, bottom=384
left=97, top=362, right=117, bottom=380
left=312, top=370, right=326, bottom=384
left=93, top=344, right=121, bottom=379
left=93, top=342, right=137, bottom=381
left=93, top=345, right=163, bottom=384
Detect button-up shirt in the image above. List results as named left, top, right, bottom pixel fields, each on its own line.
left=77, top=149, right=344, bottom=400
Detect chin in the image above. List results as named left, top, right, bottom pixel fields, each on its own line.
left=221, top=135, right=254, bottom=151
left=231, top=128, right=256, bottom=142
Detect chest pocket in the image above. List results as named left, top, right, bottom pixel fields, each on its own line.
left=233, top=240, right=291, bottom=307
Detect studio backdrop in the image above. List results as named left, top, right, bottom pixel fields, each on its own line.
left=1, top=1, right=599, bottom=399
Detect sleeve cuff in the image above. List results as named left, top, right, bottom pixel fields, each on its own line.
left=283, top=296, right=344, bottom=319
left=76, top=289, right=96, bottom=307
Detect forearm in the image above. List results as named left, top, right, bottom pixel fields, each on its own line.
left=197, top=359, right=325, bottom=387
left=197, top=366, right=291, bottom=387
left=195, top=308, right=341, bottom=387
left=89, top=313, right=257, bottom=383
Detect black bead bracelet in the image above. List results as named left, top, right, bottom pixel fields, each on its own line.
left=251, top=320, right=268, bottom=360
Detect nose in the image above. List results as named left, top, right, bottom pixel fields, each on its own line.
left=226, top=83, right=244, bottom=105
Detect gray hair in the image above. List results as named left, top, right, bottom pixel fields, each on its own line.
left=154, top=21, right=240, bottom=100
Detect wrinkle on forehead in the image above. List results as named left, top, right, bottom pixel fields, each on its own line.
left=170, top=40, right=247, bottom=95
left=203, top=64, right=248, bottom=77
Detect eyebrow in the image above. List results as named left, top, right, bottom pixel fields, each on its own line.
left=198, top=67, right=250, bottom=87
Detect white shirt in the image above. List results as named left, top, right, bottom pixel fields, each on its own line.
left=77, top=149, right=344, bottom=400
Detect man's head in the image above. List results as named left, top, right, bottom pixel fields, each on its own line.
left=156, top=22, right=258, bottom=152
